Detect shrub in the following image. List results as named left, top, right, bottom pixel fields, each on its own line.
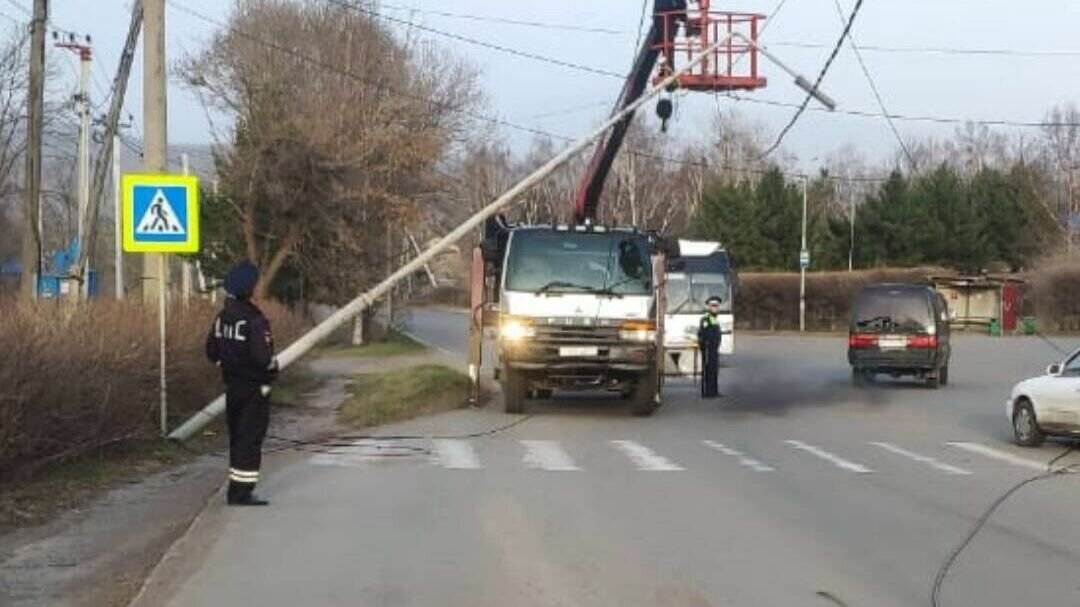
left=735, top=268, right=939, bottom=331
left=0, top=298, right=306, bottom=480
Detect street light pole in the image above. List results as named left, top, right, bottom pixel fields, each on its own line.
left=800, top=176, right=808, bottom=333
left=848, top=190, right=855, bottom=273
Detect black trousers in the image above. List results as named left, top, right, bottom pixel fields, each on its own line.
left=701, top=344, right=720, bottom=397
left=226, top=381, right=270, bottom=497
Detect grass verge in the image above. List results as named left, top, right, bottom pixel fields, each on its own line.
left=272, top=362, right=327, bottom=407
left=319, top=330, right=425, bottom=359
left=340, top=364, right=469, bottom=427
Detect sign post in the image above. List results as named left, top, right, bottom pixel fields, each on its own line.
left=122, top=174, right=200, bottom=435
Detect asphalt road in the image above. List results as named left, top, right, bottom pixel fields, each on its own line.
left=132, top=308, right=1080, bottom=607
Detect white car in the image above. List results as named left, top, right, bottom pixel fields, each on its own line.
left=1007, top=348, right=1080, bottom=446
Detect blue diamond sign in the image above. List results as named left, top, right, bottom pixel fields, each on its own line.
left=122, top=174, right=200, bottom=253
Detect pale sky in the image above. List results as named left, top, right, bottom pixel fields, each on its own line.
left=23, top=0, right=1080, bottom=172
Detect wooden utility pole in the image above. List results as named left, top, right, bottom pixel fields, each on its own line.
left=81, top=0, right=144, bottom=294
left=142, top=0, right=167, bottom=304
left=19, top=0, right=47, bottom=299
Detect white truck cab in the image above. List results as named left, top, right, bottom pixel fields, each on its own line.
left=481, top=222, right=671, bottom=416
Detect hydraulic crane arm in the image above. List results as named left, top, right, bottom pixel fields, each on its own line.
left=572, top=0, right=685, bottom=224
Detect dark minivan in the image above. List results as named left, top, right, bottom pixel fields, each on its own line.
left=848, top=283, right=951, bottom=388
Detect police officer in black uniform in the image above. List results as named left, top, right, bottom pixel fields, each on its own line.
left=697, top=295, right=723, bottom=398
left=206, top=262, right=278, bottom=506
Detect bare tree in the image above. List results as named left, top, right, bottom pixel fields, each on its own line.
left=1041, top=103, right=1080, bottom=253
left=0, top=28, right=28, bottom=263
left=181, top=0, right=480, bottom=302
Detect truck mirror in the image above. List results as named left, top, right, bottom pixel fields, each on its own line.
left=481, top=215, right=510, bottom=263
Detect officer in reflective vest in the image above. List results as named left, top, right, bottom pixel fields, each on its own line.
left=697, top=296, right=723, bottom=398
left=206, top=262, right=279, bottom=506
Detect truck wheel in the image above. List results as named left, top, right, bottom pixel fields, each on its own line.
left=630, top=373, right=659, bottom=417
left=503, top=368, right=528, bottom=414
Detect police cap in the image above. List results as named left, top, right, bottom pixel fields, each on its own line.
left=225, top=262, right=259, bottom=298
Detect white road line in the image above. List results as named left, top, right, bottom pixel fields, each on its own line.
left=869, top=442, right=973, bottom=476
left=945, top=442, right=1050, bottom=472
left=520, top=440, right=581, bottom=471
left=701, top=440, right=775, bottom=472
left=785, top=440, right=873, bottom=474
left=432, top=439, right=482, bottom=470
left=609, top=440, right=686, bottom=471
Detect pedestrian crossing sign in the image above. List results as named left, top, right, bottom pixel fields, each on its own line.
left=122, top=174, right=200, bottom=253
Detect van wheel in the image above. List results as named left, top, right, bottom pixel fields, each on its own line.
left=503, top=368, right=528, bottom=414
left=631, top=373, right=659, bottom=417
left=535, top=389, right=553, bottom=400
left=1013, top=399, right=1045, bottom=447
left=852, top=369, right=871, bottom=387
left=927, top=371, right=941, bottom=390
left=939, top=365, right=950, bottom=386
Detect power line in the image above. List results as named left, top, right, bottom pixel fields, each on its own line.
left=519, top=100, right=610, bottom=121
left=726, top=94, right=1080, bottom=128
left=319, top=0, right=626, bottom=79
left=829, top=0, right=914, bottom=170
left=332, top=0, right=1080, bottom=61
left=166, top=0, right=562, bottom=138
left=631, top=0, right=649, bottom=63
left=768, top=40, right=1080, bottom=58
left=376, top=2, right=625, bottom=35
left=761, top=0, right=868, bottom=158
left=167, top=0, right=888, bottom=186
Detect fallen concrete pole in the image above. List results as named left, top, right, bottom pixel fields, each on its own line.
left=168, top=35, right=739, bottom=442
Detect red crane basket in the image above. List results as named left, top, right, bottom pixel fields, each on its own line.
left=653, top=1, right=767, bottom=92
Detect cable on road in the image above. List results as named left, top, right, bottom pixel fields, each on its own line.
left=929, top=444, right=1077, bottom=607
left=1033, top=331, right=1072, bottom=356
left=760, top=0, right=867, bottom=159
left=176, top=415, right=534, bottom=459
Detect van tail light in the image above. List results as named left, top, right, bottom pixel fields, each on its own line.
left=849, top=334, right=879, bottom=349
left=906, top=335, right=938, bottom=349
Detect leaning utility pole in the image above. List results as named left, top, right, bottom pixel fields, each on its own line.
left=80, top=0, right=144, bottom=296
left=19, top=0, right=47, bottom=300
left=142, top=0, right=166, bottom=304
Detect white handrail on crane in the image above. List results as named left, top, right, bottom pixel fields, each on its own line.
left=169, top=32, right=832, bottom=441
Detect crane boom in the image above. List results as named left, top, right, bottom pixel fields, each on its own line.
left=571, top=1, right=766, bottom=225
left=572, top=0, right=680, bottom=224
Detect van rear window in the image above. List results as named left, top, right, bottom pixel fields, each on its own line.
left=853, top=290, right=933, bottom=332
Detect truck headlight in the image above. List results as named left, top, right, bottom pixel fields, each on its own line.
left=500, top=318, right=536, bottom=342
left=619, top=321, right=656, bottom=343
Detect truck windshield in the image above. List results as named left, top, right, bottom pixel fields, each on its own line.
left=504, top=231, right=652, bottom=296
left=667, top=273, right=732, bottom=314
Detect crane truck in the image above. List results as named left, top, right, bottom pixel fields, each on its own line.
left=467, top=0, right=766, bottom=415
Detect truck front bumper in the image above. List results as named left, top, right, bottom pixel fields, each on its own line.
left=499, top=328, right=656, bottom=389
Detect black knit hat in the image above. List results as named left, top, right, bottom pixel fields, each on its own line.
left=224, top=262, right=259, bottom=298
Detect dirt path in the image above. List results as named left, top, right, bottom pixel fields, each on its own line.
left=0, top=347, right=455, bottom=607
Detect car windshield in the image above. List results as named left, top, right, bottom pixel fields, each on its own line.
left=667, top=273, right=732, bottom=314
left=853, top=289, right=933, bottom=333
left=504, top=230, right=652, bottom=295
